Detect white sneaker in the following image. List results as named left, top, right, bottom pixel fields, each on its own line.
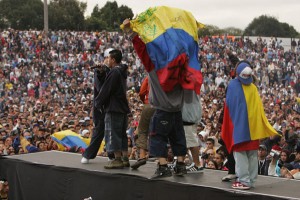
left=81, top=157, right=89, bottom=164
left=186, top=163, right=204, bottom=173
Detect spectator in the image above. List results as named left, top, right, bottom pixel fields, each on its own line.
left=95, top=49, right=130, bottom=169
left=213, top=152, right=228, bottom=170
left=258, top=144, right=271, bottom=175
left=207, top=160, right=218, bottom=169
left=268, top=149, right=291, bottom=176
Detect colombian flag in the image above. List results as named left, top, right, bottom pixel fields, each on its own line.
left=221, top=79, right=278, bottom=153
left=51, top=130, right=91, bottom=151
left=122, top=6, right=204, bottom=94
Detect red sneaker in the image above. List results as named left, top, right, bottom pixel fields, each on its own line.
left=232, top=181, right=250, bottom=190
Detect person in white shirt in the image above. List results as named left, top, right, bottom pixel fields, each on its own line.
left=215, top=73, right=224, bottom=87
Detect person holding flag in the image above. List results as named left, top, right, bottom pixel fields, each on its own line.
left=122, top=6, right=203, bottom=178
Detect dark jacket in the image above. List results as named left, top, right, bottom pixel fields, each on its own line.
left=93, top=65, right=110, bottom=121
left=258, top=158, right=271, bottom=176
left=95, top=64, right=130, bottom=114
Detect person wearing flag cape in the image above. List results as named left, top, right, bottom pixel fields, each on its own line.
left=221, top=61, right=278, bottom=190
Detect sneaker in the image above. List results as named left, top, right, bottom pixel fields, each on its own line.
left=151, top=165, right=172, bottom=179
left=222, top=174, right=237, bottom=182
left=168, top=158, right=177, bottom=171
left=232, top=182, right=250, bottom=190
left=104, top=159, right=124, bottom=169
left=122, top=157, right=130, bottom=167
left=81, top=157, right=89, bottom=164
left=186, top=163, right=204, bottom=173
left=131, top=158, right=147, bottom=169
left=173, top=162, right=187, bottom=176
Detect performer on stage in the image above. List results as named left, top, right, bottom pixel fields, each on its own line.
left=123, top=18, right=188, bottom=178
left=81, top=48, right=114, bottom=164
left=221, top=61, right=278, bottom=190
left=122, top=7, right=203, bottom=177
left=95, top=49, right=130, bottom=169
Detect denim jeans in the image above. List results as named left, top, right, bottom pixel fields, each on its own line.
left=233, top=150, right=258, bottom=187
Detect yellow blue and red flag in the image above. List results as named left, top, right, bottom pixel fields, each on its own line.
left=51, top=130, right=90, bottom=151
left=122, top=6, right=204, bottom=94
left=221, top=79, right=278, bottom=153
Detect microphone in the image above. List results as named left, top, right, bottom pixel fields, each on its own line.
left=90, top=64, right=103, bottom=70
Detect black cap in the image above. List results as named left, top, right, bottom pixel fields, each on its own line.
left=278, top=163, right=294, bottom=171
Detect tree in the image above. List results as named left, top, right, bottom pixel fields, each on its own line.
left=86, top=1, right=133, bottom=31
left=85, top=17, right=107, bottom=32
left=244, top=15, right=299, bottom=37
left=223, top=27, right=243, bottom=36
left=0, top=0, right=43, bottom=29
left=48, top=0, right=86, bottom=31
left=198, top=25, right=225, bottom=37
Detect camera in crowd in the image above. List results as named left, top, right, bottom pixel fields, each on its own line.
left=201, top=153, right=209, bottom=160
left=270, top=149, right=280, bottom=158
left=10, top=127, right=21, bottom=136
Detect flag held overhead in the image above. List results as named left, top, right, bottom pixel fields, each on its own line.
left=121, top=6, right=204, bottom=94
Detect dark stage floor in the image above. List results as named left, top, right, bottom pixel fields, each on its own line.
left=1, top=151, right=300, bottom=200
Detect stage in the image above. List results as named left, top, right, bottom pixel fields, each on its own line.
left=0, top=151, right=299, bottom=200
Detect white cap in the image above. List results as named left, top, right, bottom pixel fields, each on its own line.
left=104, top=48, right=115, bottom=58
left=198, top=130, right=208, bottom=137
left=81, top=129, right=89, bottom=136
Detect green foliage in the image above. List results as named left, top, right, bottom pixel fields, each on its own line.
left=48, top=0, right=86, bottom=31
left=0, top=0, right=298, bottom=36
left=86, top=1, right=134, bottom=31
left=223, top=27, right=243, bottom=36
left=244, top=15, right=299, bottom=37
left=85, top=17, right=107, bottom=32
left=198, top=25, right=241, bottom=37
left=0, top=0, right=43, bottom=29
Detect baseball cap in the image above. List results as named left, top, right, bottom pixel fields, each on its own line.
left=81, top=129, right=89, bottom=137
left=259, top=144, right=267, bottom=151
left=293, top=163, right=300, bottom=169
left=278, top=163, right=294, bottom=171
left=198, top=130, right=208, bottom=137
left=104, top=48, right=115, bottom=58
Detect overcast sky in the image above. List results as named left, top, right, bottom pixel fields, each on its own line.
left=81, top=0, right=300, bottom=32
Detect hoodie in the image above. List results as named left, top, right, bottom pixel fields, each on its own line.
left=95, top=64, right=130, bottom=114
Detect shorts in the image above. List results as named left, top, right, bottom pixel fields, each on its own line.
left=135, top=104, right=155, bottom=150
left=149, top=109, right=187, bottom=158
left=184, top=124, right=199, bottom=148
left=104, top=112, right=128, bottom=153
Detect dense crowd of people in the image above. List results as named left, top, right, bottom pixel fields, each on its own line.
left=0, top=28, right=300, bottom=194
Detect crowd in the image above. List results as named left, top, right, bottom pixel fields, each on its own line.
left=0, top=28, right=300, bottom=189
